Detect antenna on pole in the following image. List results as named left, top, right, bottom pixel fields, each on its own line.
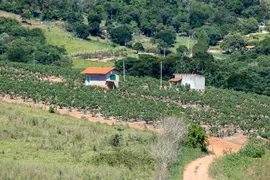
left=123, top=60, right=126, bottom=81
left=160, top=61, right=162, bottom=88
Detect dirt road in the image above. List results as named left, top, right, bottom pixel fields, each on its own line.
left=183, top=135, right=247, bottom=180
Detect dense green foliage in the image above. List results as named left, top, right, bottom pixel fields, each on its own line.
left=184, top=124, right=208, bottom=152
left=1, top=0, right=268, bottom=43
left=0, top=17, right=71, bottom=66
left=111, top=26, right=132, bottom=45
left=116, top=53, right=216, bottom=80
left=0, top=100, right=157, bottom=179
left=212, top=38, right=270, bottom=96
left=209, top=138, right=270, bottom=180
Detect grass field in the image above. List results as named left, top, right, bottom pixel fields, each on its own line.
left=173, top=36, right=196, bottom=52
left=43, top=23, right=112, bottom=55
left=0, top=100, right=157, bottom=179
left=72, top=59, right=114, bottom=68
left=209, top=138, right=270, bottom=180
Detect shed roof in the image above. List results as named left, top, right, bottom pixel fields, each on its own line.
left=80, top=67, right=118, bottom=75
left=173, top=73, right=205, bottom=77
left=169, top=78, right=182, bottom=82
left=245, top=46, right=255, bottom=49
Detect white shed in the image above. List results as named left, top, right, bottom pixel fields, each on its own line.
left=81, top=67, right=120, bottom=89
left=169, top=74, right=205, bottom=92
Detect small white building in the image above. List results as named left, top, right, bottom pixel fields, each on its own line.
left=81, top=67, right=119, bottom=89
left=169, top=74, right=205, bottom=92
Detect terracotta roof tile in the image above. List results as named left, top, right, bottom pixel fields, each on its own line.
left=80, top=67, right=117, bottom=75
left=169, top=78, right=182, bottom=82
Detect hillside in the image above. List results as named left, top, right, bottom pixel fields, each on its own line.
left=0, top=1, right=270, bottom=179
left=0, top=99, right=157, bottom=179
left=1, top=61, right=269, bottom=138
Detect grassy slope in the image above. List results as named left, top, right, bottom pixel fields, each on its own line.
left=42, top=23, right=111, bottom=55
left=209, top=140, right=270, bottom=180
left=210, top=156, right=270, bottom=180
left=0, top=100, right=156, bottom=179
left=172, top=36, right=196, bottom=53
left=72, top=58, right=114, bottom=68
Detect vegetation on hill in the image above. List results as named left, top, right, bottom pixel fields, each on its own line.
left=209, top=138, right=270, bottom=180
left=1, top=0, right=268, bottom=40
left=0, top=1, right=269, bottom=179
left=0, top=100, right=157, bottom=179
left=0, top=17, right=71, bottom=66
left=0, top=61, right=269, bottom=139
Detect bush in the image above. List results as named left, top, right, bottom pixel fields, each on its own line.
left=110, top=133, right=123, bottom=147
left=49, top=106, right=55, bottom=113
left=184, top=123, right=208, bottom=152
left=92, top=150, right=156, bottom=170
left=239, top=138, right=266, bottom=158
left=133, top=42, right=144, bottom=51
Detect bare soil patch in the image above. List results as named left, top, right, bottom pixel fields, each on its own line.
left=38, top=76, right=64, bottom=83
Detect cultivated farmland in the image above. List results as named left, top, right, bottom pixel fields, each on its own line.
left=0, top=62, right=269, bottom=138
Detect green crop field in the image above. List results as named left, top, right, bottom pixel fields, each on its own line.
left=0, top=100, right=157, bottom=179
left=1, top=61, right=269, bottom=138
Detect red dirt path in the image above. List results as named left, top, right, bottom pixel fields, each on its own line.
left=183, top=134, right=248, bottom=180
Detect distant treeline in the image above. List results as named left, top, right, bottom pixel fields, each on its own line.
left=0, top=0, right=269, bottom=44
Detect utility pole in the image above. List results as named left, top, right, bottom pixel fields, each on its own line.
left=160, top=61, right=163, bottom=88
left=32, top=51, right=35, bottom=66
left=123, top=60, right=126, bottom=81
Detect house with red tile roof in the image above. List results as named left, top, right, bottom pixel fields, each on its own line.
left=81, top=67, right=119, bottom=88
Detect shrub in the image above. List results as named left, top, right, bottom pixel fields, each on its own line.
left=110, top=133, right=123, bottom=147
left=49, top=106, right=55, bottom=113
left=239, top=138, right=266, bottom=158
left=92, top=149, right=156, bottom=170
left=184, top=123, right=208, bottom=152
left=133, top=42, right=144, bottom=51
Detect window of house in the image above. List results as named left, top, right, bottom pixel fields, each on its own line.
left=110, top=74, right=116, bottom=81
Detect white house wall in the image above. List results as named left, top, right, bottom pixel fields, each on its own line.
left=195, top=76, right=205, bottom=91
left=174, top=74, right=205, bottom=92
left=85, top=70, right=120, bottom=87
left=106, top=70, right=120, bottom=87
left=85, top=74, right=107, bottom=86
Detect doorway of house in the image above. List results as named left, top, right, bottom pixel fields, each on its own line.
left=86, top=75, right=90, bottom=85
